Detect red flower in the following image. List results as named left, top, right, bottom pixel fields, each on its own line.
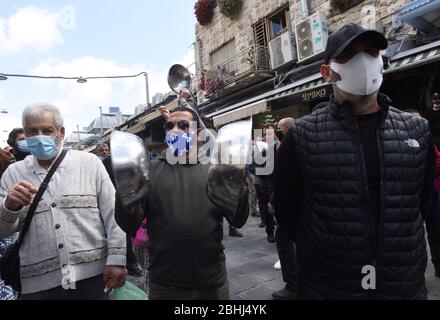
left=195, top=0, right=214, bottom=26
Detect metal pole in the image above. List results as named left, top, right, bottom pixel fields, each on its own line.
left=300, top=0, right=309, bottom=19
left=77, top=125, right=80, bottom=150
left=99, top=106, right=103, bottom=138
left=144, top=72, right=150, bottom=108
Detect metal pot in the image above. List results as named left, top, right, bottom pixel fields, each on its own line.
left=110, top=130, right=150, bottom=209
left=167, top=64, right=192, bottom=94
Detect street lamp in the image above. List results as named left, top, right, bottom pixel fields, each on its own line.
left=76, top=125, right=81, bottom=150
left=0, top=71, right=151, bottom=110
left=99, top=106, right=103, bottom=138
left=75, top=72, right=150, bottom=108
left=142, top=72, right=150, bottom=108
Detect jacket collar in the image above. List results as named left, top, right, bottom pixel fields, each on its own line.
left=327, top=93, right=392, bottom=130
left=25, top=149, right=69, bottom=175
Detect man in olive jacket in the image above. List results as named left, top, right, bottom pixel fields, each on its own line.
left=115, top=94, right=249, bottom=300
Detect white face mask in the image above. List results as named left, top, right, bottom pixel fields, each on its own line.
left=329, top=52, right=384, bottom=96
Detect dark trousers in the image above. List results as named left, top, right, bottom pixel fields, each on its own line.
left=254, top=184, right=275, bottom=235
left=275, top=225, right=297, bottom=292
left=148, top=280, right=230, bottom=300
left=20, top=275, right=108, bottom=300
left=427, top=192, right=440, bottom=267
left=126, top=234, right=139, bottom=265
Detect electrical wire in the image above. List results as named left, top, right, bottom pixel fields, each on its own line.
left=0, top=72, right=147, bottom=81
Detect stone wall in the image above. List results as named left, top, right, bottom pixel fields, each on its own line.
left=195, top=0, right=413, bottom=83
left=195, top=0, right=296, bottom=75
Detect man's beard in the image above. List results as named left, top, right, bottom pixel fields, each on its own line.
left=333, top=84, right=378, bottom=106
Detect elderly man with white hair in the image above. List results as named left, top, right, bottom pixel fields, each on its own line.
left=0, top=103, right=126, bottom=300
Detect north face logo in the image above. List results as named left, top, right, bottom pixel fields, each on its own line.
left=405, top=139, right=420, bottom=148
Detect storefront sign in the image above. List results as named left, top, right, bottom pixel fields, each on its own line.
left=302, top=87, right=328, bottom=102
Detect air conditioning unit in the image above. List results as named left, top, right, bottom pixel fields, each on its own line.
left=268, top=30, right=297, bottom=70
left=295, top=11, right=329, bottom=63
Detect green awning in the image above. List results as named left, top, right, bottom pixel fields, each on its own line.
left=269, top=78, right=328, bottom=101
left=386, top=44, right=440, bottom=73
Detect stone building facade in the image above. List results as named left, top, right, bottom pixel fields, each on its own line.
left=194, top=0, right=413, bottom=97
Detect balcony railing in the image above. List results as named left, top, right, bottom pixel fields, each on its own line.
left=204, top=45, right=271, bottom=99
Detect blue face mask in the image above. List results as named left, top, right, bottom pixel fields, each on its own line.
left=16, top=140, right=29, bottom=153
left=26, top=135, right=59, bottom=160
left=98, top=156, right=106, bottom=161
left=165, top=130, right=196, bottom=158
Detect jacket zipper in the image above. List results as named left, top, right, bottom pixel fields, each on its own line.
left=374, top=113, right=387, bottom=291
left=351, top=114, right=377, bottom=265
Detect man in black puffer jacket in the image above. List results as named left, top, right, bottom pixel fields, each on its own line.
left=274, top=23, right=435, bottom=299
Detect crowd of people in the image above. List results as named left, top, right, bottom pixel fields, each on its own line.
left=0, top=23, right=439, bottom=300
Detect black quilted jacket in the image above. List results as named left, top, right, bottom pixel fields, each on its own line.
left=274, top=94, right=435, bottom=299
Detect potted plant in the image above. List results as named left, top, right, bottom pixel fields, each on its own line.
left=219, top=0, right=243, bottom=19
left=199, top=69, right=207, bottom=91
left=245, top=49, right=256, bottom=70
left=195, top=0, right=214, bottom=26
left=206, top=76, right=224, bottom=99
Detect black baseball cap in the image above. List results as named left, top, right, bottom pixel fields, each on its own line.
left=324, top=23, right=388, bottom=64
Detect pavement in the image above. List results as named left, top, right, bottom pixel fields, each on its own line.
left=128, top=214, right=440, bottom=300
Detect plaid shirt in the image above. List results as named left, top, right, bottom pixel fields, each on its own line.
left=0, top=233, right=18, bottom=300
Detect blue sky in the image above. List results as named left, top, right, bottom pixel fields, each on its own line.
left=0, top=0, right=197, bottom=145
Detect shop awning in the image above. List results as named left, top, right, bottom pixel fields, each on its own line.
left=205, top=73, right=325, bottom=127
left=212, top=99, right=267, bottom=127
left=398, top=0, right=440, bottom=34
left=127, top=100, right=179, bottom=134
left=268, top=77, right=328, bottom=101
left=386, top=40, right=440, bottom=73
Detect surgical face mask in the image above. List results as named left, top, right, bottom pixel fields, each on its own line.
left=275, top=130, right=285, bottom=142
left=26, top=135, right=59, bottom=160
left=98, top=156, right=106, bottom=161
left=165, top=130, right=196, bottom=158
left=330, top=52, right=384, bottom=96
left=16, top=140, right=29, bottom=153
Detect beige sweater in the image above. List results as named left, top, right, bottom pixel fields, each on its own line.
left=0, top=150, right=126, bottom=294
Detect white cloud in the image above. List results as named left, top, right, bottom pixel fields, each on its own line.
left=0, top=47, right=196, bottom=140
left=28, top=56, right=179, bottom=135
left=0, top=114, right=21, bottom=147
left=150, top=47, right=196, bottom=98
left=171, top=47, right=196, bottom=74
left=0, top=5, right=65, bottom=55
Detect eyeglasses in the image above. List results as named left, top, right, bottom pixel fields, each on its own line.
left=164, top=120, right=190, bottom=131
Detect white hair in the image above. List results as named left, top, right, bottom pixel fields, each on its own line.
left=22, top=103, right=64, bottom=129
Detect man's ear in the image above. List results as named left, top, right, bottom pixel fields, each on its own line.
left=196, top=128, right=204, bottom=141
left=321, top=64, right=332, bottom=82
left=60, top=127, right=65, bottom=140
